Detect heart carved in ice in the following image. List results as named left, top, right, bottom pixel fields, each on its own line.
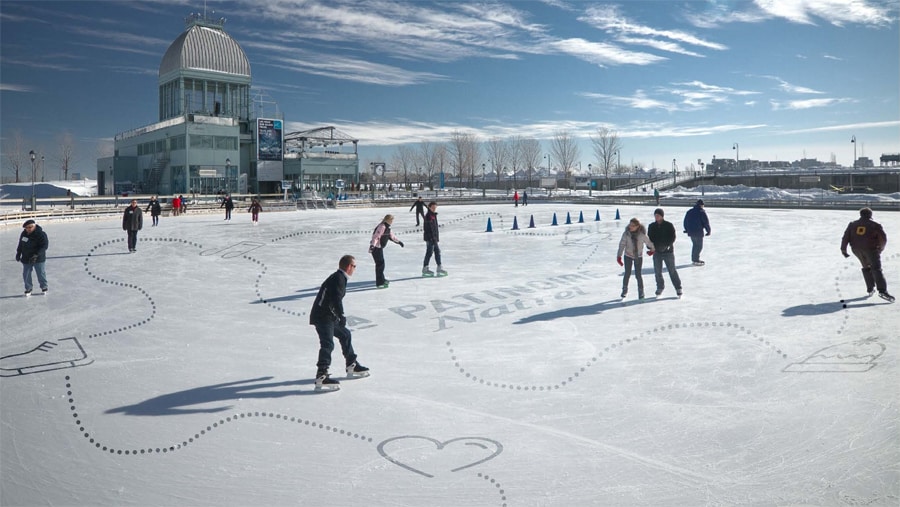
left=377, top=436, right=503, bottom=478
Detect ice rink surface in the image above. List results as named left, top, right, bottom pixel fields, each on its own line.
left=1, top=202, right=898, bottom=506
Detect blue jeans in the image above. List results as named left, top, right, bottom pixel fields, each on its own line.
left=424, top=240, right=441, bottom=267
left=689, top=234, right=704, bottom=262
left=22, top=261, right=48, bottom=292
left=622, top=256, right=644, bottom=297
left=652, top=250, right=682, bottom=293
left=314, top=319, right=356, bottom=372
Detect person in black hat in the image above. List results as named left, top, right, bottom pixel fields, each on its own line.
left=647, top=208, right=683, bottom=297
left=841, top=207, right=893, bottom=302
left=15, top=219, right=49, bottom=296
left=683, top=199, right=711, bottom=265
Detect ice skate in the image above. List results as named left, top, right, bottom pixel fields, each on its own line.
left=878, top=292, right=895, bottom=303
left=422, top=267, right=435, bottom=277
left=692, top=260, right=705, bottom=266
left=436, top=265, right=448, bottom=277
left=315, top=371, right=340, bottom=390
left=346, top=361, right=370, bottom=378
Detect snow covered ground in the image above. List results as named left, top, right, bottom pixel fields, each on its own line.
left=1, top=200, right=898, bottom=506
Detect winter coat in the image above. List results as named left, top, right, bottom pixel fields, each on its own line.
left=122, top=205, right=143, bottom=231
left=647, top=220, right=677, bottom=253
left=410, top=200, right=426, bottom=214
left=683, top=205, right=710, bottom=236
left=424, top=210, right=439, bottom=242
left=16, top=224, right=49, bottom=264
left=248, top=202, right=263, bottom=214
left=370, top=222, right=399, bottom=249
left=309, top=269, right=347, bottom=325
left=146, top=199, right=162, bottom=217
left=841, top=218, right=887, bottom=252
left=221, top=197, right=234, bottom=210
left=616, top=226, right=654, bottom=259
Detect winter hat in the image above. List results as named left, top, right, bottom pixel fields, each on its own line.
left=859, top=207, right=873, bottom=219
left=654, top=208, right=664, bottom=217
left=696, top=199, right=705, bottom=206
left=22, top=219, right=35, bottom=228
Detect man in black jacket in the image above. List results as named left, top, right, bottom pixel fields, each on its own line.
left=647, top=208, right=682, bottom=298
left=422, top=202, right=446, bottom=276
left=16, top=219, right=49, bottom=296
left=409, top=196, right=426, bottom=226
left=309, top=255, right=369, bottom=389
left=841, top=207, right=893, bottom=302
left=122, top=199, right=143, bottom=252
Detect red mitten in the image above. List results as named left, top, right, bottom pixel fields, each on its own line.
left=617, top=256, right=623, bottom=266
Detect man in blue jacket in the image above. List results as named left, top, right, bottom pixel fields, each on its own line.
left=16, top=219, right=49, bottom=296
left=683, top=199, right=711, bottom=265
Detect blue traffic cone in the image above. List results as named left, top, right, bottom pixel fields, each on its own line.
left=512, top=216, right=519, bottom=230
left=486, top=217, right=493, bottom=232
left=551, top=213, right=558, bottom=226
left=578, top=211, right=584, bottom=223
left=595, top=209, right=600, bottom=221
left=529, top=215, right=536, bottom=228
left=615, top=208, right=621, bottom=220
left=565, top=212, right=572, bottom=225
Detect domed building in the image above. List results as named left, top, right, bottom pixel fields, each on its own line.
left=98, top=13, right=358, bottom=197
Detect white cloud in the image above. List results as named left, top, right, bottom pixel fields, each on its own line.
left=0, top=83, right=35, bottom=92
left=770, top=97, right=854, bottom=110
left=686, top=0, right=895, bottom=27
left=581, top=5, right=728, bottom=52
left=550, top=38, right=666, bottom=66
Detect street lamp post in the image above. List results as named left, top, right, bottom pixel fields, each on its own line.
left=225, top=158, right=231, bottom=194
left=588, top=163, right=592, bottom=196
left=672, top=159, right=677, bottom=185
left=29, top=150, right=36, bottom=211
left=40, top=155, right=45, bottom=182
left=732, top=143, right=739, bottom=173
left=851, top=135, right=857, bottom=170
left=482, top=163, right=486, bottom=198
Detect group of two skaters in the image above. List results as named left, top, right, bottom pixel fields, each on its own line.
left=311, top=200, right=446, bottom=389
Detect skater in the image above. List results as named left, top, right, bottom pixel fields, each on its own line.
left=178, top=194, right=187, bottom=215
left=841, top=207, right=893, bottom=302
left=309, top=255, right=369, bottom=389
left=522, top=190, right=528, bottom=206
left=410, top=196, right=426, bottom=226
left=221, top=194, right=234, bottom=220
left=513, top=190, right=519, bottom=207
left=122, top=199, right=143, bottom=253
left=146, top=196, right=161, bottom=226
left=683, top=199, right=711, bottom=265
left=647, top=208, right=682, bottom=297
left=171, top=195, right=180, bottom=217
left=422, top=201, right=447, bottom=276
left=369, top=214, right=404, bottom=288
left=15, top=219, right=49, bottom=296
left=654, top=188, right=660, bottom=205
left=616, top=217, right=655, bottom=299
left=248, top=198, right=263, bottom=224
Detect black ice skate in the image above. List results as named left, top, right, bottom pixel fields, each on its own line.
left=346, top=361, right=370, bottom=378
left=878, top=292, right=895, bottom=303
left=315, top=371, right=340, bottom=390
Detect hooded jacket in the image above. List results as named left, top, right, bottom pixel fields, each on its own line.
left=17, top=224, right=49, bottom=263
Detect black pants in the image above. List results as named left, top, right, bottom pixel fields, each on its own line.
left=853, top=247, right=887, bottom=293
left=314, top=319, right=356, bottom=373
left=126, top=230, right=139, bottom=251
left=371, top=247, right=386, bottom=285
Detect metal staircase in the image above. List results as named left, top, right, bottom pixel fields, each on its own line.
left=146, top=156, right=169, bottom=193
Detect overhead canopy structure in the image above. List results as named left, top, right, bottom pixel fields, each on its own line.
left=284, top=126, right=358, bottom=152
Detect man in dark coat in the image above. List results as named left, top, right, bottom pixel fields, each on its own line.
left=122, top=199, right=143, bottom=253
left=422, top=201, right=446, bottom=276
left=647, top=208, right=682, bottom=297
left=16, top=219, right=49, bottom=296
left=841, top=207, right=893, bottom=302
left=221, top=194, right=235, bottom=220
left=683, top=199, right=711, bottom=265
left=409, top=196, right=426, bottom=226
left=309, top=255, right=369, bottom=389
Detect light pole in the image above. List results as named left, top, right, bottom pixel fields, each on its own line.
left=40, top=155, right=45, bottom=182
left=588, top=163, right=592, bottom=196
left=732, top=143, right=739, bottom=173
left=482, top=163, right=486, bottom=198
left=225, top=158, right=231, bottom=194
left=672, top=158, right=677, bottom=185
left=851, top=135, right=857, bottom=170
left=29, top=150, right=36, bottom=211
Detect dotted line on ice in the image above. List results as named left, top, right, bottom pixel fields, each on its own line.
left=446, top=321, right=788, bottom=391
left=82, top=237, right=202, bottom=339
left=477, top=472, right=509, bottom=507
left=64, top=375, right=374, bottom=456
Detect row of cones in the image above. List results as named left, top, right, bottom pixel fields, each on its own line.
left=486, top=209, right=620, bottom=232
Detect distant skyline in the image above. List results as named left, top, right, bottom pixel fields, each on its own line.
left=1, top=0, right=899, bottom=179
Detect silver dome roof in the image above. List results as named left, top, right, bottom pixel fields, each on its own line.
left=159, top=23, right=250, bottom=79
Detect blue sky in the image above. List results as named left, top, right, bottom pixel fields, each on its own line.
left=1, top=0, right=898, bottom=179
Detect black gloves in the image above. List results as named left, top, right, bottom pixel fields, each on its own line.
left=338, top=316, right=347, bottom=328
left=398, top=241, right=404, bottom=248
left=368, top=245, right=375, bottom=253
left=842, top=251, right=850, bottom=258
left=15, top=252, right=22, bottom=262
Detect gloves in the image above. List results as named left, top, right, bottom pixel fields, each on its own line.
left=398, top=241, right=404, bottom=248
left=842, top=251, right=850, bottom=258
left=338, top=316, right=347, bottom=328
left=705, top=231, right=711, bottom=236
left=29, top=254, right=38, bottom=264
left=617, top=256, right=623, bottom=266
left=647, top=250, right=654, bottom=256
left=15, top=252, right=22, bottom=262
left=368, top=245, right=375, bottom=253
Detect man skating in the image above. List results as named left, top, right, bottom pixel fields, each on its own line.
left=422, top=201, right=447, bottom=277
left=410, top=196, right=426, bottom=226
left=841, top=207, right=893, bottom=302
left=683, top=199, right=711, bottom=265
left=647, top=208, right=683, bottom=298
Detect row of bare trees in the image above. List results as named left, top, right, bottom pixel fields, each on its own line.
left=2, top=130, right=77, bottom=183
left=373, top=128, right=624, bottom=189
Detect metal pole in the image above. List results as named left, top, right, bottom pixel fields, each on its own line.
left=29, top=150, right=36, bottom=211
left=588, top=163, right=592, bottom=196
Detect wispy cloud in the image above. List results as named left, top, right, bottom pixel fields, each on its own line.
left=0, top=83, right=36, bottom=92
left=581, top=81, right=759, bottom=112
left=771, top=97, right=854, bottom=110
left=780, top=120, right=900, bottom=134
left=580, top=5, right=728, bottom=55
left=0, top=58, right=85, bottom=72
left=760, top=75, right=824, bottom=94
left=685, top=0, right=896, bottom=27
left=550, top=38, right=666, bottom=66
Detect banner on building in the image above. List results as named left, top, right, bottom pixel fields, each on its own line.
left=257, top=118, right=284, bottom=182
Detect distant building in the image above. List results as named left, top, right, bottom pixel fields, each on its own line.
left=97, top=13, right=358, bottom=196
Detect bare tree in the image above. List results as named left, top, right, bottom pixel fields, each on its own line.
left=3, top=130, right=27, bottom=183
left=550, top=130, right=580, bottom=183
left=485, top=137, right=508, bottom=187
left=518, top=137, right=541, bottom=187
left=507, top=136, right=525, bottom=189
left=589, top=127, right=622, bottom=190
left=392, top=144, right=417, bottom=189
left=448, top=131, right=480, bottom=187
left=59, top=131, right=76, bottom=181
left=434, top=144, right=448, bottom=189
